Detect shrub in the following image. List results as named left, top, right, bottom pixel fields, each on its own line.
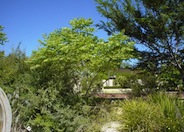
left=148, top=93, right=184, bottom=131
left=130, top=73, right=158, bottom=97
left=121, top=93, right=184, bottom=132
left=115, top=75, right=130, bottom=88
left=121, top=98, right=164, bottom=131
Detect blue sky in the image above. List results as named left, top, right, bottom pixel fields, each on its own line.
left=0, top=0, right=108, bottom=56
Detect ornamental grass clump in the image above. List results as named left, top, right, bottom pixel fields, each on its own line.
left=148, top=93, right=184, bottom=131
left=121, top=93, right=184, bottom=132
left=121, top=98, right=164, bottom=131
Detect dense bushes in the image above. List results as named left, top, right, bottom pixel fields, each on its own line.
left=1, top=18, right=184, bottom=131
left=1, top=46, right=184, bottom=132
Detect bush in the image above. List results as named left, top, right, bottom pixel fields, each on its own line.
left=130, top=73, right=158, bottom=97
left=121, top=98, right=164, bottom=131
left=115, top=75, right=130, bottom=88
left=121, top=93, right=184, bottom=132
left=29, top=105, right=88, bottom=132
left=147, top=93, right=184, bottom=131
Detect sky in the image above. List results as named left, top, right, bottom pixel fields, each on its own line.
left=0, top=0, right=108, bottom=56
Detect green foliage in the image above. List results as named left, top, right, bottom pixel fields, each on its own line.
left=115, top=74, right=132, bottom=88
left=121, top=98, right=164, bottom=131
left=29, top=104, right=88, bottom=132
left=0, top=45, right=91, bottom=131
left=129, top=72, right=158, bottom=97
left=0, top=46, right=29, bottom=86
left=80, top=101, right=123, bottom=132
left=6, top=17, right=184, bottom=132
left=0, top=46, right=35, bottom=131
left=0, top=25, right=7, bottom=45
left=95, top=0, right=184, bottom=85
left=158, top=65, right=183, bottom=91
left=29, top=18, right=135, bottom=97
left=9, top=18, right=133, bottom=131
left=114, top=69, right=137, bottom=88
left=16, top=80, right=89, bottom=131
left=121, top=93, right=184, bottom=131
left=148, top=93, right=184, bottom=131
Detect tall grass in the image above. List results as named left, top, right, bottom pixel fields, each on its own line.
left=121, top=98, right=164, bottom=131
left=121, top=93, right=184, bottom=132
left=148, top=93, right=184, bottom=131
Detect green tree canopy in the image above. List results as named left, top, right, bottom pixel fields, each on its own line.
left=95, top=0, right=184, bottom=85
left=29, top=18, right=134, bottom=97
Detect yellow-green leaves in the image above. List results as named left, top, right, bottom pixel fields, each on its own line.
left=0, top=25, right=7, bottom=45
left=70, top=18, right=95, bottom=33
left=29, top=18, right=135, bottom=95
